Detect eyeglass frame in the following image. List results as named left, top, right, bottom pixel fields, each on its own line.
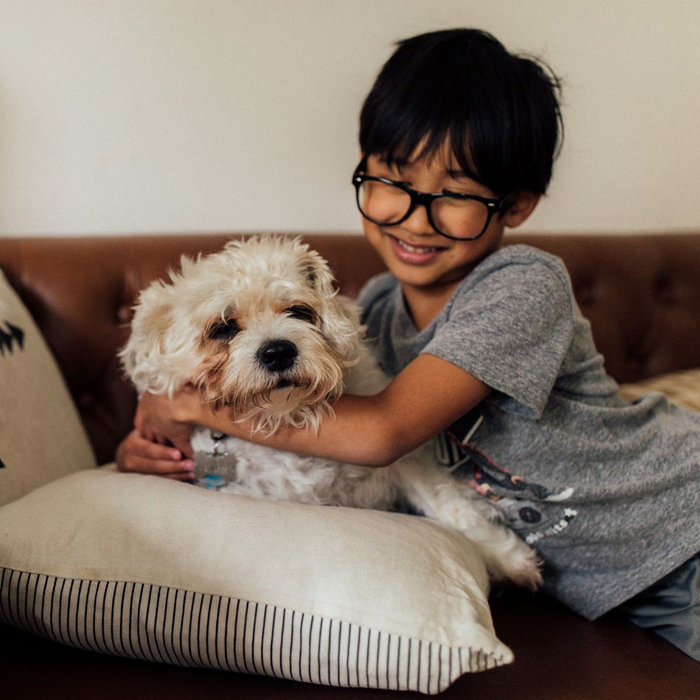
left=352, top=157, right=515, bottom=241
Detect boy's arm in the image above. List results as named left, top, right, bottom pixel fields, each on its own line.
left=139, top=354, right=491, bottom=467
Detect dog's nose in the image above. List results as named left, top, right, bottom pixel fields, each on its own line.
left=257, top=339, right=298, bottom=373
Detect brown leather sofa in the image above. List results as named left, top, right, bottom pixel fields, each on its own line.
left=1, top=232, right=699, bottom=699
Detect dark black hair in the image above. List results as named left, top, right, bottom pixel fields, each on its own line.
left=359, top=29, right=563, bottom=196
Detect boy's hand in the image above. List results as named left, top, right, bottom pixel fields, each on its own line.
left=134, top=389, right=198, bottom=459
left=116, top=387, right=200, bottom=481
left=115, top=429, right=195, bottom=481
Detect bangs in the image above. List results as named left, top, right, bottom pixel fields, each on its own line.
left=370, top=123, right=483, bottom=187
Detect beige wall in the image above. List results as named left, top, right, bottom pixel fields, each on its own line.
left=0, top=0, right=698, bottom=237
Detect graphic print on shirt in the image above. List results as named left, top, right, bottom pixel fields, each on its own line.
left=437, top=425, right=577, bottom=546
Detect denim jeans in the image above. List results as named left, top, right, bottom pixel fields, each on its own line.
left=618, top=553, right=700, bottom=661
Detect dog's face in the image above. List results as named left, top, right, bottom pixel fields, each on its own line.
left=121, top=236, right=363, bottom=432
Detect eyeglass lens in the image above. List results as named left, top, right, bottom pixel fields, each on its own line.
left=356, top=180, right=490, bottom=239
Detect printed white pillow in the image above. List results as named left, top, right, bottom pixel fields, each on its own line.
left=0, top=466, right=513, bottom=694
left=0, top=271, right=95, bottom=506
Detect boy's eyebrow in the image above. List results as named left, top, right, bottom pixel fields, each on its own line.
left=446, top=167, right=482, bottom=182
left=378, top=156, right=408, bottom=168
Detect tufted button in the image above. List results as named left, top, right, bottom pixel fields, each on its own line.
left=654, top=273, right=681, bottom=306
left=78, top=393, right=95, bottom=408
left=574, top=279, right=598, bottom=308
left=117, top=304, right=134, bottom=324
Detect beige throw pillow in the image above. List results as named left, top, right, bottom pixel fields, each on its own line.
left=0, top=466, right=513, bottom=694
left=0, top=271, right=95, bottom=506
left=618, top=367, right=700, bottom=412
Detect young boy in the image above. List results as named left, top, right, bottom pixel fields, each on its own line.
left=117, top=29, right=700, bottom=660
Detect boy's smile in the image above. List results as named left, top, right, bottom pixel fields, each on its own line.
left=386, top=232, right=449, bottom=265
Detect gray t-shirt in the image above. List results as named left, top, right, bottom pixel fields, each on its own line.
left=358, top=244, right=700, bottom=620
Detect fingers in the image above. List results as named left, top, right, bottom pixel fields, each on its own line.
left=116, top=430, right=195, bottom=481
left=134, top=405, right=146, bottom=436
left=171, top=436, right=195, bottom=460
left=161, top=472, right=194, bottom=481
left=134, top=397, right=194, bottom=457
left=149, top=432, right=193, bottom=459
left=160, top=469, right=196, bottom=482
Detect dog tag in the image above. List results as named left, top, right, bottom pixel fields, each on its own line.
left=198, top=474, right=228, bottom=490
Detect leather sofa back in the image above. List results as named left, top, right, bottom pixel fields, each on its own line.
left=1, top=232, right=699, bottom=464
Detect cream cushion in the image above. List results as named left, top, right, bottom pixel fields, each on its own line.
left=0, top=271, right=95, bottom=506
left=0, top=466, right=513, bottom=694
left=618, top=367, right=700, bottom=412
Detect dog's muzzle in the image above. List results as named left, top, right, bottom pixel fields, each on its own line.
left=257, top=339, right=298, bottom=373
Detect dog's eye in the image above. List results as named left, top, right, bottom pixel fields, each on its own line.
left=286, top=305, right=317, bottom=324
left=208, top=318, right=241, bottom=341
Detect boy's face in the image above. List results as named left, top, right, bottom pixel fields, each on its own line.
left=360, top=149, right=538, bottom=304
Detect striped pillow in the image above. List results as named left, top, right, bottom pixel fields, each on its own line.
left=0, top=466, right=512, bottom=694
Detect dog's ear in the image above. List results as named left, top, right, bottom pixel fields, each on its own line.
left=301, top=249, right=336, bottom=296
left=322, top=294, right=366, bottom=366
left=119, top=280, right=179, bottom=395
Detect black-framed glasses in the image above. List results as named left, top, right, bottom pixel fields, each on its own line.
left=352, top=158, right=514, bottom=241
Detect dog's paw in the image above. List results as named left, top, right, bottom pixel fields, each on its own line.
left=504, top=547, right=543, bottom=590
left=486, top=538, right=543, bottom=590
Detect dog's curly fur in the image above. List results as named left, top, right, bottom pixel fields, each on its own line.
left=121, top=235, right=541, bottom=588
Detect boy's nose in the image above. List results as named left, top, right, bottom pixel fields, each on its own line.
left=398, top=202, right=438, bottom=237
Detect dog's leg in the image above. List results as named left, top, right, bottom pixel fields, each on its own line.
left=396, top=457, right=542, bottom=588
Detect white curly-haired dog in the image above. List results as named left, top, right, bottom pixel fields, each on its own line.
left=121, top=235, right=541, bottom=588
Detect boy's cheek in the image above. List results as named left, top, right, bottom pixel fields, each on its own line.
left=361, top=220, right=387, bottom=253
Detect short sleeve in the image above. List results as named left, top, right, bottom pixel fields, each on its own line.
left=422, top=253, right=575, bottom=417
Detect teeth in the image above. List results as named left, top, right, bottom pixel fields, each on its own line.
left=395, top=238, right=441, bottom=253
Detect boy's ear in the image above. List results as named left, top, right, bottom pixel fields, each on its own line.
left=503, top=192, right=541, bottom=229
